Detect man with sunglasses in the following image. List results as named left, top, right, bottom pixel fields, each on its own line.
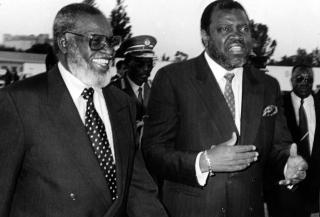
left=0, top=3, right=167, bottom=217
left=265, top=64, right=320, bottom=217
left=113, top=35, right=156, bottom=145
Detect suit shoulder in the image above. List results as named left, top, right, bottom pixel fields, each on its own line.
left=108, top=85, right=134, bottom=105
left=154, top=57, right=198, bottom=82
left=160, top=58, right=196, bottom=73
left=1, top=72, right=48, bottom=96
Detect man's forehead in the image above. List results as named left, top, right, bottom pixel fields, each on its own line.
left=211, top=9, right=249, bottom=23
left=74, top=14, right=111, bottom=33
left=293, top=68, right=313, bottom=77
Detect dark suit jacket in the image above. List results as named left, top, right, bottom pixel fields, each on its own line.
left=265, top=92, right=320, bottom=215
left=112, top=76, right=151, bottom=121
left=142, top=53, right=292, bottom=217
left=0, top=66, right=166, bottom=217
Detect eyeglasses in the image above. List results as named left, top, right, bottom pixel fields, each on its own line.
left=295, top=75, right=313, bottom=83
left=65, top=31, right=121, bottom=51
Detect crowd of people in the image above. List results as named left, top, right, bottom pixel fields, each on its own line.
left=0, top=1, right=319, bottom=217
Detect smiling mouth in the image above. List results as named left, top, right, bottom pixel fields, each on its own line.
left=92, top=58, right=110, bottom=67
left=227, top=43, right=245, bottom=53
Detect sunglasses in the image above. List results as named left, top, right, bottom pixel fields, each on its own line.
left=65, top=31, right=121, bottom=51
left=295, top=76, right=313, bottom=83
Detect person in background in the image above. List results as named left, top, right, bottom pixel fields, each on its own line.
left=45, top=46, right=58, bottom=71
left=0, top=3, right=167, bottom=217
left=113, top=35, right=156, bottom=145
left=110, top=60, right=128, bottom=89
left=142, top=1, right=308, bottom=217
left=265, top=64, right=320, bottom=217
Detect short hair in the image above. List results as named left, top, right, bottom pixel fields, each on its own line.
left=53, top=3, right=105, bottom=53
left=200, top=0, right=248, bottom=34
left=292, top=64, right=313, bottom=74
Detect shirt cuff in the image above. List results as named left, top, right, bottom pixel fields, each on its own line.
left=195, top=151, right=209, bottom=186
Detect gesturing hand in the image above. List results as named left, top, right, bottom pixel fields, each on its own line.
left=200, top=132, right=259, bottom=173
left=279, top=143, right=308, bottom=186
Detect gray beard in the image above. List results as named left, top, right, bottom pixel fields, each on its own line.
left=67, top=53, right=111, bottom=88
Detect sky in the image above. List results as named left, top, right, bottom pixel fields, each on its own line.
left=0, top=0, right=319, bottom=61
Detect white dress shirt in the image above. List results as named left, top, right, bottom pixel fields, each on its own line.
left=58, top=62, right=116, bottom=161
left=291, top=92, right=316, bottom=153
left=195, top=52, right=243, bottom=185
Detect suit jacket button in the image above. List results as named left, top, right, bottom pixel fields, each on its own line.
left=70, top=193, right=76, bottom=200
left=249, top=207, right=254, bottom=212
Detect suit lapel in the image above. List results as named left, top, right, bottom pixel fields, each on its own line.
left=240, top=65, right=265, bottom=145
left=102, top=86, right=132, bottom=206
left=143, top=82, right=151, bottom=108
left=44, top=67, right=111, bottom=204
left=190, top=54, right=238, bottom=140
left=283, top=92, right=300, bottom=141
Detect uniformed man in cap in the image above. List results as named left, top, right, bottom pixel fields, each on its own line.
left=113, top=35, right=157, bottom=144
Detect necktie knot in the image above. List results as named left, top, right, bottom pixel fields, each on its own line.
left=301, top=98, right=304, bottom=105
left=82, top=88, right=94, bottom=100
left=224, top=73, right=235, bottom=83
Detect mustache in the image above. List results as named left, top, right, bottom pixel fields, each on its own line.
left=225, top=38, right=245, bottom=47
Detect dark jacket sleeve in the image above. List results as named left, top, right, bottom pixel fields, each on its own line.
left=142, top=67, right=199, bottom=186
left=126, top=97, right=167, bottom=217
left=266, top=77, right=292, bottom=180
left=0, top=90, right=25, bottom=217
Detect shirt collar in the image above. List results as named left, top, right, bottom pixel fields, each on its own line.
left=204, top=52, right=243, bottom=80
left=291, top=91, right=313, bottom=105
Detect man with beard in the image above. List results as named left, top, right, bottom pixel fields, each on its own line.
left=0, top=3, right=167, bottom=217
left=142, top=1, right=307, bottom=217
left=265, top=65, right=320, bottom=217
left=113, top=35, right=156, bottom=145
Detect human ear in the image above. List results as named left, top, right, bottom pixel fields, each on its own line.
left=201, top=29, right=209, bottom=48
left=57, top=35, right=68, bottom=54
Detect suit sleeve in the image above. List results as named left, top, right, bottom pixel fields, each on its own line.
left=267, top=79, right=291, bottom=179
left=126, top=97, right=168, bottom=217
left=142, top=68, right=199, bottom=186
left=0, top=90, right=25, bottom=217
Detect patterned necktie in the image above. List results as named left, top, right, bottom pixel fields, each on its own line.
left=81, top=88, right=118, bottom=201
left=298, top=98, right=310, bottom=159
left=224, top=73, right=235, bottom=119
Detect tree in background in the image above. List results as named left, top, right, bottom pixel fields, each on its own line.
left=272, top=48, right=320, bottom=67
left=25, top=43, right=52, bottom=54
left=173, top=51, right=188, bottom=62
left=110, top=0, right=132, bottom=41
left=82, top=0, right=96, bottom=6
left=249, top=20, right=277, bottom=69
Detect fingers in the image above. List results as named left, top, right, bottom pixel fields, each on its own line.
left=223, top=132, right=237, bottom=146
left=278, top=179, right=293, bottom=186
left=230, top=152, right=259, bottom=161
left=213, top=163, right=251, bottom=172
left=233, top=145, right=256, bottom=153
left=297, top=160, right=308, bottom=170
left=289, top=143, right=297, bottom=157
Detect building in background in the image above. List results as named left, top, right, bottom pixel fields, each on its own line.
left=2, top=34, right=51, bottom=51
left=0, top=51, right=46, bottom=84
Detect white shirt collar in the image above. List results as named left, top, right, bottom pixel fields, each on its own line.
left=291, top=91, right=313, bottom=106
left=204, top=52, right=243, bottom=79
